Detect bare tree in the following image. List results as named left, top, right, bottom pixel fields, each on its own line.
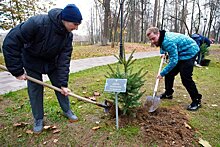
left=0, top=0, right=55, bottom=30
left=153, top=0, right=158, bottom=26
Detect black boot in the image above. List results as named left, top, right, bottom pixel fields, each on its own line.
left=159, top=92, right=173, bottom=99
left=187, top=98, right=201, bottom=111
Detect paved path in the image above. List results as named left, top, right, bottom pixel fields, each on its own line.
left=0, top=51, right=159, bottom=95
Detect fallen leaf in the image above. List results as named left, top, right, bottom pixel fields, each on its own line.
left=92, top=126, right=100, bottom=130
left=78, top=106, right=83, bottom=108
left=89, top=96, right=96, bottom=101
left=53, top=139, right=58, bottom=143
left=51, top=126, right=57, bottom=129
left=26, top=130, right=33, bottom=134
left=17, top=134, right=22, bottom=138
left=44, top=125, right=51, bottom=130
left=53, top=129, right=61, bottom=134
left=13, top=104, right=24, bottom=111
left=13, top=122, right=29, bottom=127
left=13, top=123, right=22, bottom=127
left=184, top=122, right=192, bottom=129
left=211, top=104, right=218, bottom=107
left=43, top=141, right=48, bottom=145
left=94, top=91, right=100, bottom=96
left=69, top=119, right=78, bottom=123
left=82, top=91, right=87, bottom=94
left=199, top=138, right=212, bottom=147
left=0, top=113, right=8, bottom=117
left=95, top=121, right=100, bottom=124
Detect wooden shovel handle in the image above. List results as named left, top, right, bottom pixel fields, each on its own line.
left=0, top=65, right=107, bottom=107
left=153, top=57, right=164, bottom=95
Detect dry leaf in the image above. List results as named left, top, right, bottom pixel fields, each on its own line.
left=53, top=129, right=61, bottom=134
left=53, top=139, right=58, bottom=143
left=13, top=123, right=22, bottom=127
left=44, top=125, right=51, bottom=130
left=94, top=91, right=100, bottom=96
left=26, top=130, right=33, bottom=134
left=184, top=122, right=192, bottom=129
left=82, top=91, right=87, bottom=94
left=199, top=138, right=212, bottom=147
left=13, top=122, right=29, bottom=127
left=43, top=141, right=48, bottom=145
left=211, top=104, right=218, bottom=107
left=92, top=126, right=100, bottom=130
left=13, top=104, right=24, bottom=111
left=95, top=121, right=100, bottom=124
left=51, top=126, right=57, bottom=129
left=17, top=134, right=22, bottom=138
left=89, top=96, right=96, bottom=101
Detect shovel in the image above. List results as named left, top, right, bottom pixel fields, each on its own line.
left=146, top=56, right=164, bottom=112
left=0, top=65, right=112, bottom=112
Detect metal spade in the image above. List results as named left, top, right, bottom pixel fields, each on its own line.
left=146, top=57, right=164, bottom=112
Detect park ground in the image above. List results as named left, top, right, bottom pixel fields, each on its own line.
left=0, top=43, right=220, bottom=146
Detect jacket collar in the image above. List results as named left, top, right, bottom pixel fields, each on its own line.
left=158, top=30, right=166, bottom=47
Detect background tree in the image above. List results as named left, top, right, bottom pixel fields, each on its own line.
left=0, top=0, right=55, bottom=30
left=1, top=0, right=220, bottom=44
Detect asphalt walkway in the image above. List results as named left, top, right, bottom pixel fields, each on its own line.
left=0, top=51, right=159, bottom=95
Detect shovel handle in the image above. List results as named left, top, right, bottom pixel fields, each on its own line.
left=153, top=57, right=165, bottom=94
left=0, top=65, right=108, bottom=108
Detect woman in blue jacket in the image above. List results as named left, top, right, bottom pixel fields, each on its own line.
left=146, top=27, right=202, bottom=111
left=2, top=4, right=82, bottom=133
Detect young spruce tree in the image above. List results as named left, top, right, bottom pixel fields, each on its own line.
left=106, top=50, right=147, bottom=116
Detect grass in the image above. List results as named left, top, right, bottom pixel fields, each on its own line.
left=0, top=44, right=220, bottom=146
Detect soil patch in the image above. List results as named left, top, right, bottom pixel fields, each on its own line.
left=115, top=106, right=198, bottom=146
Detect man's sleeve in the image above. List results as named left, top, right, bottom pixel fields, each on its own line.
left=204, top=37, right=211, bottom=47
left=2, top=17, right=37, bottom=77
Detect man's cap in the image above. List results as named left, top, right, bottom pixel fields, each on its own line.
left=61, top=4, right=82, bottom=24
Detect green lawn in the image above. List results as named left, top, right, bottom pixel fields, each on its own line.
left=0, top=46, right=220, bottom=146
left=0, top=44, right=220, bottom=146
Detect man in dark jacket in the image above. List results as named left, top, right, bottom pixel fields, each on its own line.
left=2, top=4, right=82, bottom=133
left=146, top=27, right=202, bottom=111
left=191, top=34, right=211, bottom=65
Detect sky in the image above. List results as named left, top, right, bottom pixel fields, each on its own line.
left=53, top=0, right=94, bottom=35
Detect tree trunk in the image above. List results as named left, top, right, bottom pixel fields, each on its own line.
left=102, top=0, right=110, bottom=46
left=153, top=0, right=158, bottom=27
left=174, top=0, right=178, bottom=32
left=190, top=0, right=195, bottom=34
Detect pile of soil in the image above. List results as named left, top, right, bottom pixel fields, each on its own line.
left=114, top=106, right=199, bottom=146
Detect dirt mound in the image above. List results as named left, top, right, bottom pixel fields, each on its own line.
left=116, top=106, right=198, bottom=146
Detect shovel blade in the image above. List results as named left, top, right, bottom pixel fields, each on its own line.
left=146, top=96, right=161, bottom=112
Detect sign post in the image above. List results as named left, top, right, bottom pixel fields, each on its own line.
left=104, top=78, right=127, bottom=130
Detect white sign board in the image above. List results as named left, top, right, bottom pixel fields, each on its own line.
left=104, top=78, right=127, bottom=93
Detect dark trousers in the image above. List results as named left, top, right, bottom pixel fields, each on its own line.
left=26, top=69, right=70, bottom=120
left=164, top=56, right=202, bottom=102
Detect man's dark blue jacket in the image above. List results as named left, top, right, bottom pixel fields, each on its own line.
left=191, top=34, right=211, bottom=47
left=2, top=8, right=73, bottom=87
